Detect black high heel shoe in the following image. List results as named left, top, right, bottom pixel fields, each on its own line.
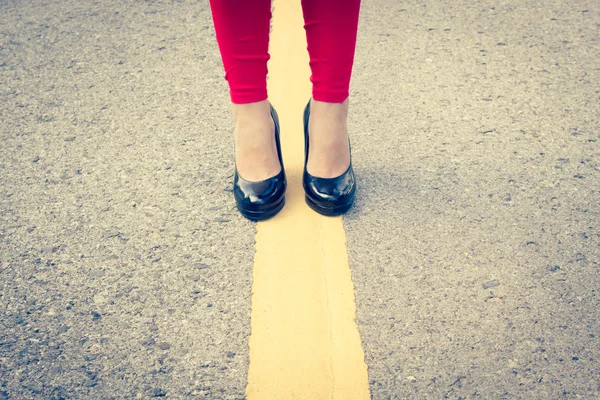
left=233, top=103, right=286, bottom=221
left=302, top=99, right=356, bottom=216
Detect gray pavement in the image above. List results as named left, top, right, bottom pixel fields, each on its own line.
left=347, top=0, right=599, bottom=398
left=1, top=0, right=599, bottom=399
left=1, top=1, right=252, bottom=398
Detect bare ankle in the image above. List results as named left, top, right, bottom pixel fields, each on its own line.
left=309, top=97, right=349, bottom=120
left=232, top=99, right=271, bottom=122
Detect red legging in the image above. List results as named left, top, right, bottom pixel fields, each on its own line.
left=208, top=0, right=361, bottom=104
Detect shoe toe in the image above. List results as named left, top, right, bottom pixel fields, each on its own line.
left=303, top=165, right=355, bottom=209
left=234, top=171, right=286, bottom=212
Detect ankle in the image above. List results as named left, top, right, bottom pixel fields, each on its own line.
left=309, top=97, right=349, bottom=121
left=232, top=99, right=271, bottom=123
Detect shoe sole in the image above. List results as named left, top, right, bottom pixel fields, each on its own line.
left=305, top=195, right=354, bottom=216
left=237, top=195, right=286, bottom=221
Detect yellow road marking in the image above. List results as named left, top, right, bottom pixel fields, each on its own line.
left=245, top=1, right=370, bottom=399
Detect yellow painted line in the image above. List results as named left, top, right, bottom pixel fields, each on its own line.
left=245, top=1, right=370, bottom=399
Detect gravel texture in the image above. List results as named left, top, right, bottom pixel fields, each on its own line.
left=346, top=0, right=599, bottom=398
left=1, top=1, right=252, bottom=398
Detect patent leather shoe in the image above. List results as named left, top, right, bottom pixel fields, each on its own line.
left=233, top=103, right=286, bottom=221
left=302, top=99, right=356, bottom=216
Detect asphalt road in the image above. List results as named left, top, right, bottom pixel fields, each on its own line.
left=1, top=0, right=599, bottom=399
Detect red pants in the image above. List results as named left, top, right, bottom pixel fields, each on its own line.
left=208, top=0, right=361, bottom=104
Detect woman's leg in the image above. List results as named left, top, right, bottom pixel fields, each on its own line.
left=209, top=0, right=280, bottom=181
left=301, top=0, right=361, bottom=178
